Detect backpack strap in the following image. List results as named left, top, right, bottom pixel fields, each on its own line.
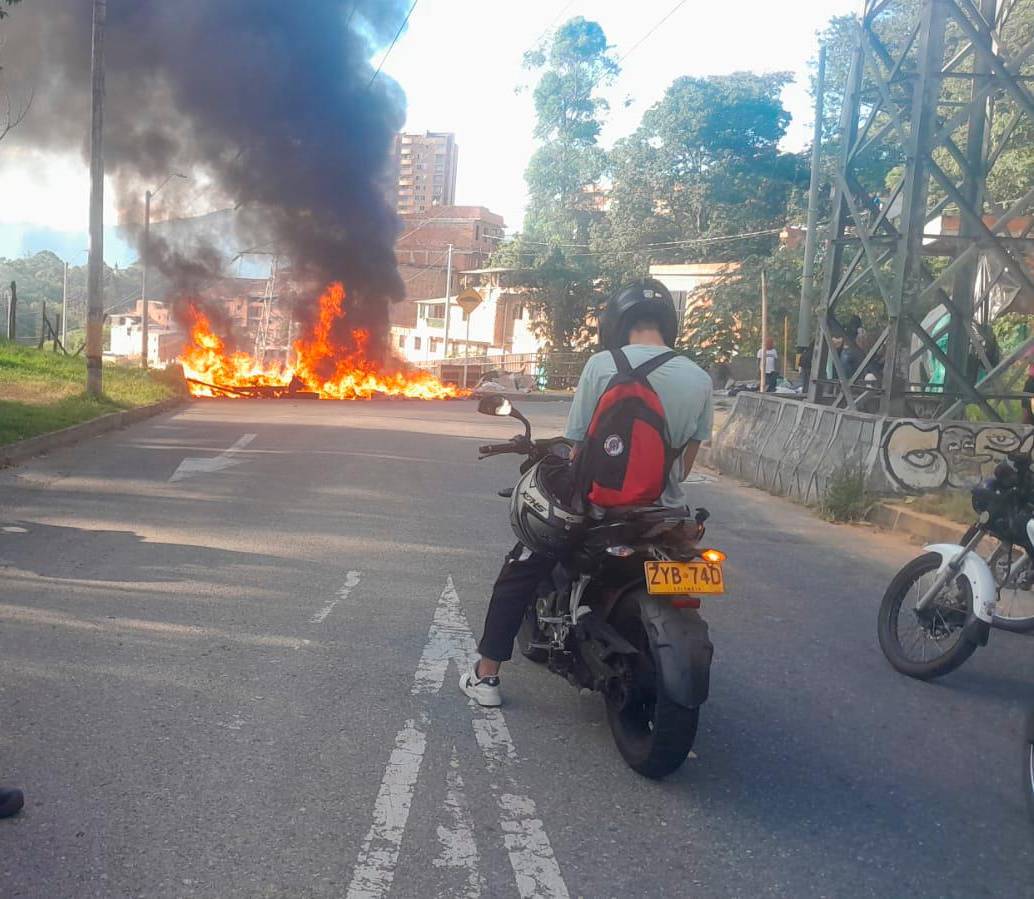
left=629, top=350, right=678, bottom=381
left=610, top=348, right=632, bottom=375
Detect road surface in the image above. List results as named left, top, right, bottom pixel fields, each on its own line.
left=0, top=398, right=1031, bottom=898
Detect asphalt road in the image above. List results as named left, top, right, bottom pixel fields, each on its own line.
left=0, top=398, right=1032, bottom=899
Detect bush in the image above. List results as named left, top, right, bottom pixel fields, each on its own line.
left=820, top=460, right=873, bottom=523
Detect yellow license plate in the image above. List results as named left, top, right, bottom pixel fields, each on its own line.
left=644, top=560, right=725, bottom=595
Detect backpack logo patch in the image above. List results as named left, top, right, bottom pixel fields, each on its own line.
left=603, top=434, right=625, bottom=457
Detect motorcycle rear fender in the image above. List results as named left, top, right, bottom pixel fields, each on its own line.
left=631, top=591, right=713, bottom=709
left=925, top=543, right=996, bottom=625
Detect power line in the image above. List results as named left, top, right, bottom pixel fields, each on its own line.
left=532, top=0, right=577, bottom=46
left=514, top=226, right=784, bottom=254
left=368, top=0, right=420, bottom=88
left=618, top=0, right=689, bottom=63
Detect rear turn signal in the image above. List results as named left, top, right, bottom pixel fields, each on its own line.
left=701, top=549, right=726, bottom=563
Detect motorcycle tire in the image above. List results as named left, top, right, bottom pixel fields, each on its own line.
left=962, top=527, right=1034, bottom=634
left=517, top=605, right=548, bottom=664
left=877, top=552, right=978, bottom=680
left=605, top=595, right=699, bottom=780
left=1025, top=710, right=1034, bottom=826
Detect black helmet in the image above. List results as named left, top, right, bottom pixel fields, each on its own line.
left=600, top=278, right=679, bottom=350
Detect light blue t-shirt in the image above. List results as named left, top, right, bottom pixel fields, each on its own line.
left=565, top=345, right=713, bottom=508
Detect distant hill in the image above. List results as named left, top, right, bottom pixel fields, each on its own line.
left=0, top=223, right=137, bottom=267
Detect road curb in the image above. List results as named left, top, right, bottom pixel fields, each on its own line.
left=866, top=502, right=967, bottom=544
left=0, top=396, right=187, bottom=469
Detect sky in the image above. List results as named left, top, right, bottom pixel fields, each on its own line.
left=0, top=0, right=860, bottom=257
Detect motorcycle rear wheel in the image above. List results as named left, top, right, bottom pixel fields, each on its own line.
left=960, top=525, right=1034, bottom=633
left=1025, top=710, right=1034, bottom=826
left=517, top=604, right=548, bottom=664
left=604, top=597, right=699, bottom=779
left=877, top=552, right=978, bottom=680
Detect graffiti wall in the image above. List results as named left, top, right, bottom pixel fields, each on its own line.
left=711, top=393, right=1034, bottom=501
left=881, top=420, right=1034, bottom=492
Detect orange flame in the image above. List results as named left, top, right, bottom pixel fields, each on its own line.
left=179, top=282, right=468, bottom=400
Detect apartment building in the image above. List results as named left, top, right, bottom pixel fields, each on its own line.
left=392, top=132, right=459, bottom=215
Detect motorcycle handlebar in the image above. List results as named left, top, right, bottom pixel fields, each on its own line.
left=479, top=442, right=520, bottom=456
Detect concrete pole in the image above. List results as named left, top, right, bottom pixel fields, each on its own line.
left=797, top=44, right=826, bottom=363
left=760, top=268, right=769, bottom=391
left=61, top=261, right=68, bottom=348
left=141, top=189, right=151, bottom=368
left=441, top=243, right=453, bottom=357
left=85, top=0, right=106, bottom=396
left=463, top=310, right=473, bottom=389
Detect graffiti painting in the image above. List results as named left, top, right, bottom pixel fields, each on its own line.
left=882, top=420, right=1034, bottom=492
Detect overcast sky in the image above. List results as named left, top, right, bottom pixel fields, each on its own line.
left=0, top=0, right=859, bottom=238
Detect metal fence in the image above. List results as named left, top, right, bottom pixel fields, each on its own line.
left=414, top=351, right=589, bottom=391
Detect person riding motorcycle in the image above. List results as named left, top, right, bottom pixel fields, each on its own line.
left=460, top=278, right=714, bottom=707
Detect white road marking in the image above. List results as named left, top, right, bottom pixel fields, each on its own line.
left=1, top=526, right=28, bottom=533
left=169, top=433, right=257, bottom=482
left=311, top=570, right=361, bottom=623
left=346, top=715, right=429, bottom=899
left=433, top=747, right=484, bottom=899
left=345, top=577, right=569, bottom=899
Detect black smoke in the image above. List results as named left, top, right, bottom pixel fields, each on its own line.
left=0, top=1, right=409, bottom=357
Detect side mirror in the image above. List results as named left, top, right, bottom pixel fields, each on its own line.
left=478, top=395, right=513, bottom=417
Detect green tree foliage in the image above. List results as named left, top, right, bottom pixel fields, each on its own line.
left=496, top=17, right=618, bottom=349
left=597, top=73, right=805, bottom=287
left=1, top=251, right=142, bottom=341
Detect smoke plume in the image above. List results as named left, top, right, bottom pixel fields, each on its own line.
left=0, top=1, right=410, bottom=355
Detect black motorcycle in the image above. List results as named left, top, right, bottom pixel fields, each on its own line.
left=476, top=395, right=722, bottom=778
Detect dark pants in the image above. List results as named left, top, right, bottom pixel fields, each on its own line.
left=477, top=543, right=555, bottom=662
left=765, top=371, right=778, bottom=392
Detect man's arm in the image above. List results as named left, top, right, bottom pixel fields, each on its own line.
left=682, top=439, right=702, bottom=475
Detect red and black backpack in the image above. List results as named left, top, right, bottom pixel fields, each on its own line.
left=574, top=348, right=683, bottom=509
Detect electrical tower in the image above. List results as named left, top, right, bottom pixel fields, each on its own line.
left=809, top=0, right=1034, bottom=420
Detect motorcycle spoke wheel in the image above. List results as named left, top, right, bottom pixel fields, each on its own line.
left=989, top=550, right=1034, bottom=630
left=877, top=553, right=978, bottom=680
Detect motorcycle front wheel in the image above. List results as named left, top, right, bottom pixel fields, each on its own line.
left=604, top=595, right=699, bottom=779
left=1025, top=710, right=1034, bottom=826
left=877, top=552, right=978, bottom=680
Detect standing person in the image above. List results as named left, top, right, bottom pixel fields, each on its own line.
left=758, top=337, right=778, bottom=392
left=460, top=279, right=713, bottom=708
left=1022, top=362, right=1034, bottom=426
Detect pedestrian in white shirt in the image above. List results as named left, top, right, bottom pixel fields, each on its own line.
left=758, top=337, right=778, bottom=392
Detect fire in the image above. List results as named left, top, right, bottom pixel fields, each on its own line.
left=179, top=282, right=469, bottom=400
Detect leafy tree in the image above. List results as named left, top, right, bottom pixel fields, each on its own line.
left=597, top=73, right=806, bottom=289
left=496, top=17, right=618, bottom=349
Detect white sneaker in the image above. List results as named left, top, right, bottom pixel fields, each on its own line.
left=459, top=665, right=502, bottom=707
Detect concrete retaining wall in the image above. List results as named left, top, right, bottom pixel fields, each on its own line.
left=710, top=393, right=1033, bottom=502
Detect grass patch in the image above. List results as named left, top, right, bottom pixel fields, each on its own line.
left=0, top=340, right=184, bottom=445
left=820, top=460, right=874, bottom=523
left=906, top=490, right=974, bottom=526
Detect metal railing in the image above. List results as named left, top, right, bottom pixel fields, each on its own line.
left=414, top=351, right=589, bottom=391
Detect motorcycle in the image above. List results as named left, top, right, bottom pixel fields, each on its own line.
left=878, top=450, right=1034, bottom=680
left=476, top=395, right=722, bottom=778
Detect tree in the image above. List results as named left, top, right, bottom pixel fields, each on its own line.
left=597, top=73, right=806, bottom=288
left=0, top=0, right=30, bottom=144
left=496, top=17, right=618, bottom=349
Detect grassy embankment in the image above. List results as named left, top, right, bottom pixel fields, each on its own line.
left=0, top=340, right=184, bottom=446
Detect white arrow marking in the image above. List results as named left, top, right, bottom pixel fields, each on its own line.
left=433, top=747, right=484, bottom=898
left=169, top=433, right=257, bottom=482
left=345, top=577, right=569, bottom=899
left=311, top=570, right=361, bottom=623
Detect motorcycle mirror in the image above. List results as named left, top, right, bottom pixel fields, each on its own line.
left=477, top=395, right=512, bottom=417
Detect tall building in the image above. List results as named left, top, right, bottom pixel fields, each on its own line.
left=393, top=132, right=459, bottom=215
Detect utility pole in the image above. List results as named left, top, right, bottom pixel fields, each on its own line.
left=797, top=43, right=826, bottom=386
left=61, top=261, right=69, bottom=348
left=141, top=172, right=185, bottom=368
left=141, top=189, right=152, bottom=368
left=760, top=269, right=769, bottom=391
left=85, top=0, right=106, bottom=396
left=441, top=243, right=454, bottom=357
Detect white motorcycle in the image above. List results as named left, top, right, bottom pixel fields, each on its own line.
left=878, top=451, right=1034, bottom=680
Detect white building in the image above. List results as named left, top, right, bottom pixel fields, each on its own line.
left=390, top=268, right=545, bottom=363
left=108, top=310, right=182, bottom=367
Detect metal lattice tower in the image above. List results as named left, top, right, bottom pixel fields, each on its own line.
left=809, top=0, right=1034, bottom=419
